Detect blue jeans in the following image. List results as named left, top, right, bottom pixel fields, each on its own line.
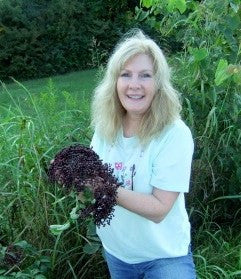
left=104, top=248, right=196, bottom=279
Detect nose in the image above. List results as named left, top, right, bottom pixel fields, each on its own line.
left=128, top=76, right=141, bottom=90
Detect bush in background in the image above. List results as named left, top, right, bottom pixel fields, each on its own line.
left=0, top=0, right=139, bottom=81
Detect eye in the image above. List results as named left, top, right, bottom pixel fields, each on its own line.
left=120, top=72, right=130, bottom=77
left=140, top=73, right=152, bottom=78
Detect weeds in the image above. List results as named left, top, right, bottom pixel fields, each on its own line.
left=0, top=79, right=108, bottom=278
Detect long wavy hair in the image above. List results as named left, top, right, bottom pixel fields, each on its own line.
left=91, top=29, right=181, bottom=145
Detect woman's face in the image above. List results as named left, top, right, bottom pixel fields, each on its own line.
left=116, top=53, right=156, bottom=119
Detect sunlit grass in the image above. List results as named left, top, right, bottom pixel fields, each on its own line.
left=0, top=69, right=97, bottom=107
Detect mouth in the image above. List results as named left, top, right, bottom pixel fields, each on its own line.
left=127, top=95, right=144, bottom=100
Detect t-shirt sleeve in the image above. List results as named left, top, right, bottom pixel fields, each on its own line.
left=150, top=123, right=194, bottom=193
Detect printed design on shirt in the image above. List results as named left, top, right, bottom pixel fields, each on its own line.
left=114, top=162, right=136, bottom=190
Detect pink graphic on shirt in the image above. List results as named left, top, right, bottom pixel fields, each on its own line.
left=115, top=162, right=123, bottom=170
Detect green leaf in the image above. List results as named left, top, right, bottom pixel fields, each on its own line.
left=231, top=65, right=241, bottom=84
left=233, top=72, right=241, bottom=84
left=189, top=48, right=208, bottom=62
left=83, top=242, right=100, bottom=255
left=82, top=188, right=94, bottom=203
left=70, top=206, right=80, bottom=220
left=14, top=240, right=36, bottom=253
left=87, top=221, right=96, bottom=236
left=35, top=275, right=47, bottom=279
left=230, top=3, right=240, bottom=13
left=49, top=222, right=70, bottom=236
left=135, top=9, right=150, bottom=21
left=167, top=0, right=186, bottom=14
left=215, top=59, right=232, bottom=86
left=226, top=14, right=240, bottom=30
left=31, top=269, right=41, bottom=276
left=141, top=0, right=153, bottom=8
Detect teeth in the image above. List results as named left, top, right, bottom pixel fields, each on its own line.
left=128, top=95, right=143, bottom=99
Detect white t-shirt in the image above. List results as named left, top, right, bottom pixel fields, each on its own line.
left=90, top=119, right=194, bottom=264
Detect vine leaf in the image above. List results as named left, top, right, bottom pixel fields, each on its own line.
left=167, top=0, right=187, bottom=14
left=49, top=222, right=70, bottom=236
left=215, top=59, right=232, bottom=86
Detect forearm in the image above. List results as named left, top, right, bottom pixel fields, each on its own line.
left=116, top=187, right=174, bottom=223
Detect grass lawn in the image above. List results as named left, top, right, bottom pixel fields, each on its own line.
left=0, top=68, right=98, bottom=107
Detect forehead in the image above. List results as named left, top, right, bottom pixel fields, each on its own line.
left=122, top=53, right=154, bottom=71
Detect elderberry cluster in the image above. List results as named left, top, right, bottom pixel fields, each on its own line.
left=47, top=144, right=121, bottom=227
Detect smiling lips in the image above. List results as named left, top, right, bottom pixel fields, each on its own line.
left=127, top=94, right=144, bottom=100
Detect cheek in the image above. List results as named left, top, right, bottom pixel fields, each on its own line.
left=116, top=79, right=124, bottom=94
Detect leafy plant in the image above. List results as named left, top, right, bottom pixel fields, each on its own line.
left=138, top=0, right=241, bottom=220
left=0, top=241, right=51, bottom=278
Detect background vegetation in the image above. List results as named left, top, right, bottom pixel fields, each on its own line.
left=0, top=0, right=240, bottom=278
left=0, top=0, right=139, bottom=81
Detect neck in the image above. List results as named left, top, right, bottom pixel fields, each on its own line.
left=123, top=114, right=142, bottom=138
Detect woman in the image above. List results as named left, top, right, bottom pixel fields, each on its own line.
left=90, top=29, right=196, bottom=279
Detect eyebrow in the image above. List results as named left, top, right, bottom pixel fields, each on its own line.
left=121, top=69, right=153, bottom=73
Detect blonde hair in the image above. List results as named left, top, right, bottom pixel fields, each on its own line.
left=91, top=29, right=181, bottom=145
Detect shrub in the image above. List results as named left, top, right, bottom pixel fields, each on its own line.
left=0, top=0, right=139, bottom=81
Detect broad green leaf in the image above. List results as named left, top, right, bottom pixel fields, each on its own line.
left=190, top=48, right=208, bottom=62
left=215, top=59, right=232, bottom=86
left=15, top=240, right=36, bottom=253
left=142, top=0, right=153, bottom=8
left=87, top=236, right=100, bottom=242
left=167, top=0, right=186, bottom=14
left=226, top=14, right=240, bottom=30
left=175, top=0, right=186, bottom=13
left=83, top=242, right=100, bottom=255
left=49, top=222, right=70, bottom=236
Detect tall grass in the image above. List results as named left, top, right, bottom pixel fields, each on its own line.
left=0, top=75, right=109, bottom=278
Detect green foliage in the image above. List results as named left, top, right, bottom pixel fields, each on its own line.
left=0, top=0, right=241, bottom=276
left=0, top=67, right=240, bottom=277
left=138, top=1, right=241, bottom=276
left=139, top=0, right=241, bottom=219
left=0, top=240, right=51, bottom=278
left=0, top=76, right=108, bottom=278
left=0, top=0, right=139, bottom=81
